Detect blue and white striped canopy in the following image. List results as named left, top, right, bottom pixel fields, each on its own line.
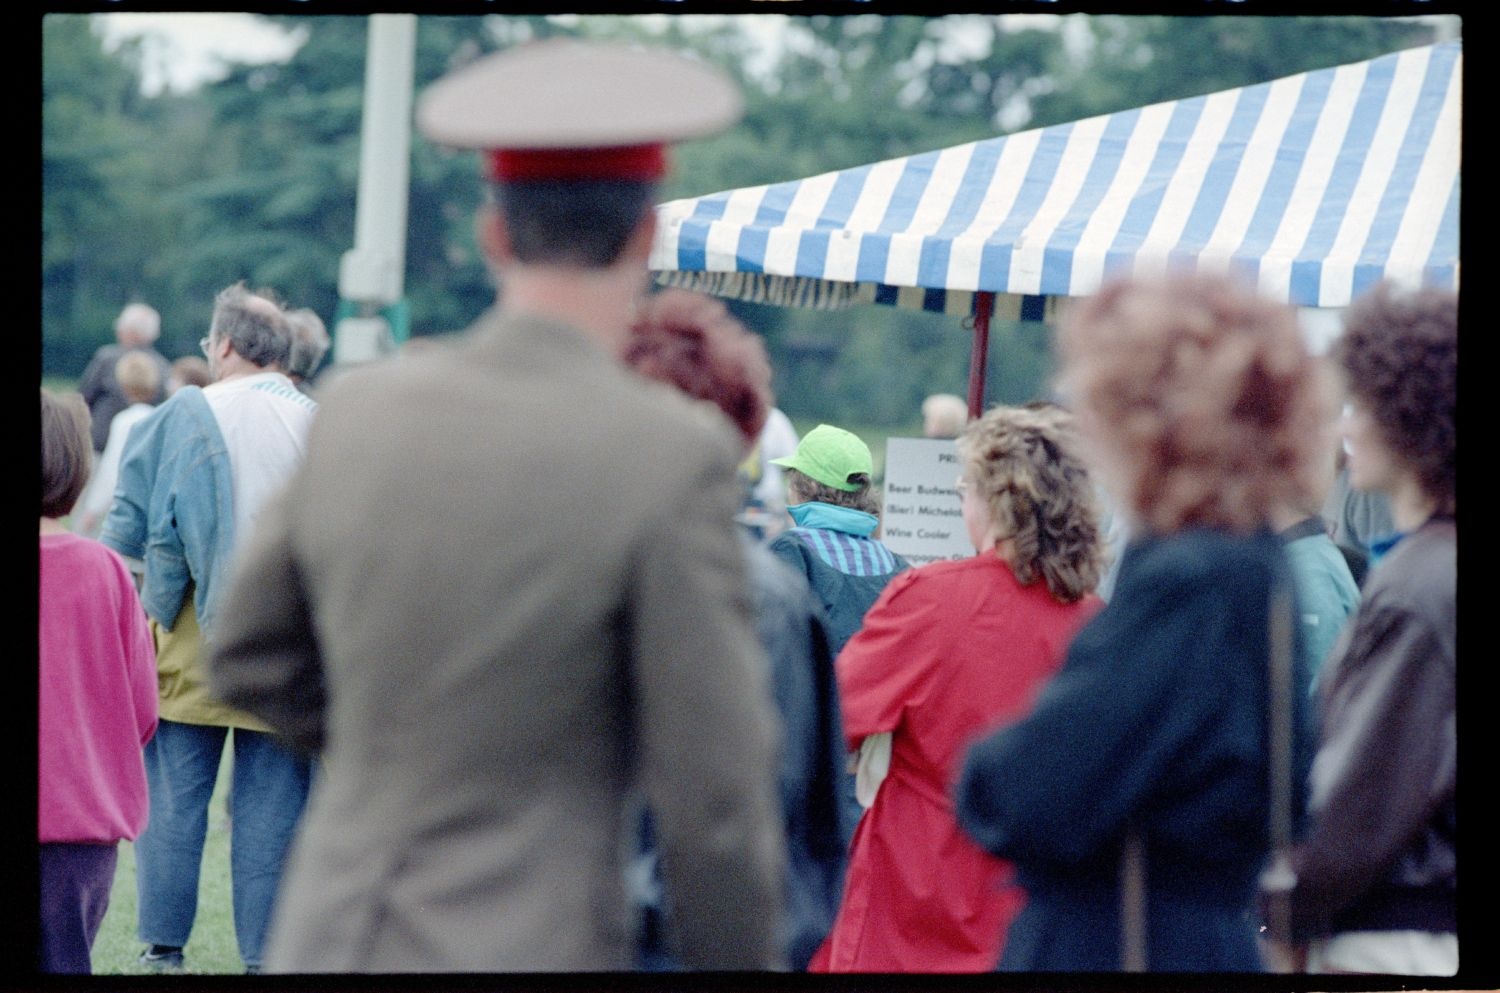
left=650, top=40, right=1460, bottom=316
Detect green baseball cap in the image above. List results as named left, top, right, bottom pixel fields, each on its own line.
left=769, top=424, right=873, bottom=492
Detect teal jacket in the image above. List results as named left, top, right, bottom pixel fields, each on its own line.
left=767, top=502, right=909, bottom=852
left=1281, top=518, right=1361, bottom=684
left=767, top=502, right=909, bottom=656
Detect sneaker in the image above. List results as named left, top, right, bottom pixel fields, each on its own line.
left=139, top=945, right=185, bottom=971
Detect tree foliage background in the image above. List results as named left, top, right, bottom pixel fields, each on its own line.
left=42, top=13, right=1439, bottom=428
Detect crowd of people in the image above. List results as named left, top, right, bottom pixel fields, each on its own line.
left=39, top=37, right=1456, bottom=979
left=40, top=286, right=331, bottom=975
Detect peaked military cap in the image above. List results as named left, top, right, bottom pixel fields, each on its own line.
left=417, top=38, right=742, bottom=181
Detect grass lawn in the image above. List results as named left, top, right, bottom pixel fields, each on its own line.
left=91, top=747, right=244, bottom=975
left=42, top=375, right=79, bottom=394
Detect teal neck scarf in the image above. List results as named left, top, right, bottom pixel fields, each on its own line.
left=787, top=501, right=879, bottom=537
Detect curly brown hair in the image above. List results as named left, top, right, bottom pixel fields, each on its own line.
left=1335, top=283, right=1456, bottom=514
left=1057, top=273, right=1334, bottom=536
left=957, top=405, right=1103, bottom=603
left=623, top=289, right=773, bottom=446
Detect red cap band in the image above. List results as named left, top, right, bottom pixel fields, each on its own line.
left=486, top=144, right=668, bottom=182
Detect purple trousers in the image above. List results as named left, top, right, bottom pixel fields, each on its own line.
left=38, top=842, right=118, bottom=974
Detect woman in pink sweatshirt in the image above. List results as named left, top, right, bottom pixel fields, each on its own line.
left=39, top=389, right=158, bottom=974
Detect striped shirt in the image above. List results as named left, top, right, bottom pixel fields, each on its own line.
left=786, top=526, right=902, bottom=578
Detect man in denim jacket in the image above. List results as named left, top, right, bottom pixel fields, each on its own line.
left=101, top=283, right=317, bottom=975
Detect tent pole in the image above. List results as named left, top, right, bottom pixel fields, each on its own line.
left=967, top=292, right=995, bottom=421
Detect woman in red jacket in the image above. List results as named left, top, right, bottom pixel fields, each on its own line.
left=811, top=404, right=1104, bottom=972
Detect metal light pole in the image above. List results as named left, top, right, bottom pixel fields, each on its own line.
left=334, top=14, right=416, bottom=366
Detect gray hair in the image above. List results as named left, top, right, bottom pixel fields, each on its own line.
left=286, top=308, right=331, bottom=379
left=210, top=283, right=291, bottom=370
left=115, top=302, right=161, bottom=343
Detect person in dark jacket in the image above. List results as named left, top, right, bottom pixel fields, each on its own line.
left=766, top=424, right=910, bottom=845
left=622, top=289, right=851, bottom=970
left=955, top=273, right=1329, bottom=972
left=1260, top=284, right=1456, bottom=976
left=77, top=302, right=172, bottom=453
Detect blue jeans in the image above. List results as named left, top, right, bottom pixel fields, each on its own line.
left=135, top=719, right=312, bottom=970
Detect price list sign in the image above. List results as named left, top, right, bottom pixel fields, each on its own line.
left=880, top=438, right=973, bottom=567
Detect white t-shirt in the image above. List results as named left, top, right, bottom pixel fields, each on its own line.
left=76, top=402, right=156, bottom=537
left=203, top=371, right=318, bottom=545
left=753, top=407, right=799, bottom=510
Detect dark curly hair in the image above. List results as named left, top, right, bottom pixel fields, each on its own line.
left=1336, top=283, right=1456, bottom=514
left=958, top=405, right=1103, bottom=603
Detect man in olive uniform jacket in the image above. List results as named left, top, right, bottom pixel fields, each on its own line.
left=209, top=40, right=785, bottom=973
